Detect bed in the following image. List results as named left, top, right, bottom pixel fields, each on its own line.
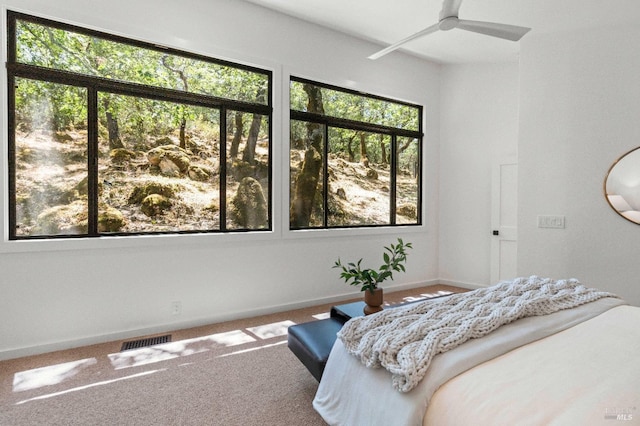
left=313, top=277, right=640, bottom=426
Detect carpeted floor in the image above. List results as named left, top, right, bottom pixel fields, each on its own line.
left=0, top=284, right=465, bottom=426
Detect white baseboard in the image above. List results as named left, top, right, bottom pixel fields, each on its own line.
left=437, top=278, right=487, bottom=290
left=0, top=294, right=345, bottom=361
left=0, top=279, right=467, bottom=361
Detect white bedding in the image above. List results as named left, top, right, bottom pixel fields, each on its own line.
left=314, top=297, right=637, bottom=426
left=337, top=277, right=615, bottom=393
left=425, top=304, right=640, bottom=426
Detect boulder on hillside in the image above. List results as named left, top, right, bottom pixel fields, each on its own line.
left=34, top=201, right=87, bottom=235
left=110, top=148, right=137, bottom=164
left=230, top=177, right=267, bottom=229
left=128, top=182, right=176, bottom=205
left=188, top=165, right=212, bottom=182
left=397, top=203, right=417, bottom=219
left=147, top=145, right=190, bottom=176
left=141, top=194, right=172, bottom=217
left=98, top=206, right=126, bottom=232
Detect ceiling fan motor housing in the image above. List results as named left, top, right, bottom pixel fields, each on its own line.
left=439, top=16, right=459, bottom=31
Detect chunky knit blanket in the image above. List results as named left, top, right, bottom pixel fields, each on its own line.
left=337, top=276, right=619, bottom=392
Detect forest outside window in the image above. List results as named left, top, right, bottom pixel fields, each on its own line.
left=289, top=77, right=422, bottom=229
left=7, top=12, right=272, bottom=240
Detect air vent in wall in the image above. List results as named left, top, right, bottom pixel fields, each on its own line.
left=121, top=334, right=171, bottom=351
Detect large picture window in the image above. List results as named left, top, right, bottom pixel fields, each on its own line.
left=289, top=77, right=422, bottom=229
left=7, top=12, right=272, bottom=239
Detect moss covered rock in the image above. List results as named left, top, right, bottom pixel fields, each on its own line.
left=128, top=182, right=176, bottom=205
left=188, top=165, right=212, bottom=182
left=230, top=177, right=267, bottom=229
left=98, top=206, right=126, bottom=232
left=34, top=201, right=88, bottom=235
left=110, top=148, right=137, bottom=163
left=147, top=145, right=190, bottom=175
left=141, top=194, right=172, bottom=217
left=397, top=204, right=417, bottom=219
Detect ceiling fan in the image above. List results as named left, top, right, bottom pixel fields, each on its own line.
left=368, top=0, right=531, bottom=60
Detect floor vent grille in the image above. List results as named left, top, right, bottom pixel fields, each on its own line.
left=121, top=335, right=171, bottom=351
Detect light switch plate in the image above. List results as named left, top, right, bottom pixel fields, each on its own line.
left=537, top=215, right=565, bottom=229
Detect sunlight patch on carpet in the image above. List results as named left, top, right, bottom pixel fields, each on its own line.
left=13, top=358, right=97, bottom=392
left=15, top=369, right=163, bottom=405
left=216, top=340, right=287, bottom=358
left=246, top=320, right=295, bottom=339
left=109, top=330, right=256, bottom=369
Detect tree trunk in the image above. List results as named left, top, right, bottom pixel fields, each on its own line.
left=360, top=132, right=368, bottom=166
left=242, top=113, right=261, bottom=164
left=230, top=112, right=244, bottom=159
left=290, top=83, right=325, bottom=227
left=380, top=135, right=388, bottom=166
left=105, top=111, right=124, bottom=150
left=289, top=146, right=322, bottom=228
left=161, top=56, right=189, bottom=150
left=242, top=88, right=266, bottom=164
left=347, top=134, right=356, bottom=162
left=179, top=118, right=186, bottom=149
left=398, top=139, right=412, bottom=155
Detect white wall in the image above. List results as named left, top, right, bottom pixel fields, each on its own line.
left=0, top=0, right=441, bottom=359
left=518, top=23, right=640, bottom=306
left=439, top=63, right=519, bottom=287
left=13, top=0, right=637, bottom=361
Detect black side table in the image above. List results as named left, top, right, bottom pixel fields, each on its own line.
left=330, top=301, right=366, bottom=323
left=330, top=292, right=456, bottom=322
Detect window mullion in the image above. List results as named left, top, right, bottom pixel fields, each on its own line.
left=390, top=134, right=397, bottom=226
left=323, top=125, right=330, bottom=228
left=220, top=107, right=227, bottom=231
left=7, top=74, right=17, bottom=239
left=87, top=88, right=99, bottom=236
left=290, top=109, right=421, bottom=140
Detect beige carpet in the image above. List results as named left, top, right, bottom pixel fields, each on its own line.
left=0, top=285, right=465, bottom=426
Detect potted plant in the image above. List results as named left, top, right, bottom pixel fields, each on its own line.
left=334, top=238, right=413, bottom=315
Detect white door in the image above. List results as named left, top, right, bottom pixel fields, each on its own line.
left=490, top=162, right=518, bottom=284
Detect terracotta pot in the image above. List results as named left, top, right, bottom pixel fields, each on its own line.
left=363, top=287, right=384, bottom=315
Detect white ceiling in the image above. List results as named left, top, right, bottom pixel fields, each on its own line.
left=243, top=0, right=640, bottom=64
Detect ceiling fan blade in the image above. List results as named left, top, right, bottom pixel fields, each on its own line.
left=440, top=0, right=463, bottom=20
left=457, top=19, right=531, bottom=41
left=368, top=23, right=440, bottom=60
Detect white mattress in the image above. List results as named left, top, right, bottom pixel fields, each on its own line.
left=314, top=300, right=638, bottom=426
left=425, top=305, right=640, bottom=426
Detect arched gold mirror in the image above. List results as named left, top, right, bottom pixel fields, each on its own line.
left=605, top=146, right=640, bottom=224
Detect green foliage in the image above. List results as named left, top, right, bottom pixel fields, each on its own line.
left=290, top=80, right=419, bottom=131
left=16, top=20, right=268, bottom=104
left=14, top=17, right=268, bottom=139
left=11, top=15, right=273, bottom=237
left=290, top=79, right=422, bottom=228
left=15, top=78, right=87, bottom=132
left=333, top=238, right=413, bottom=293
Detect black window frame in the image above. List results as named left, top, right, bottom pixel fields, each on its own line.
left=289, top=76, right=423, bottom=230
left=7, top=11, right=273, bottom=240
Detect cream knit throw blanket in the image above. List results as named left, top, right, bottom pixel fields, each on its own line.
left=337, top=276, right=618, bottom=392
